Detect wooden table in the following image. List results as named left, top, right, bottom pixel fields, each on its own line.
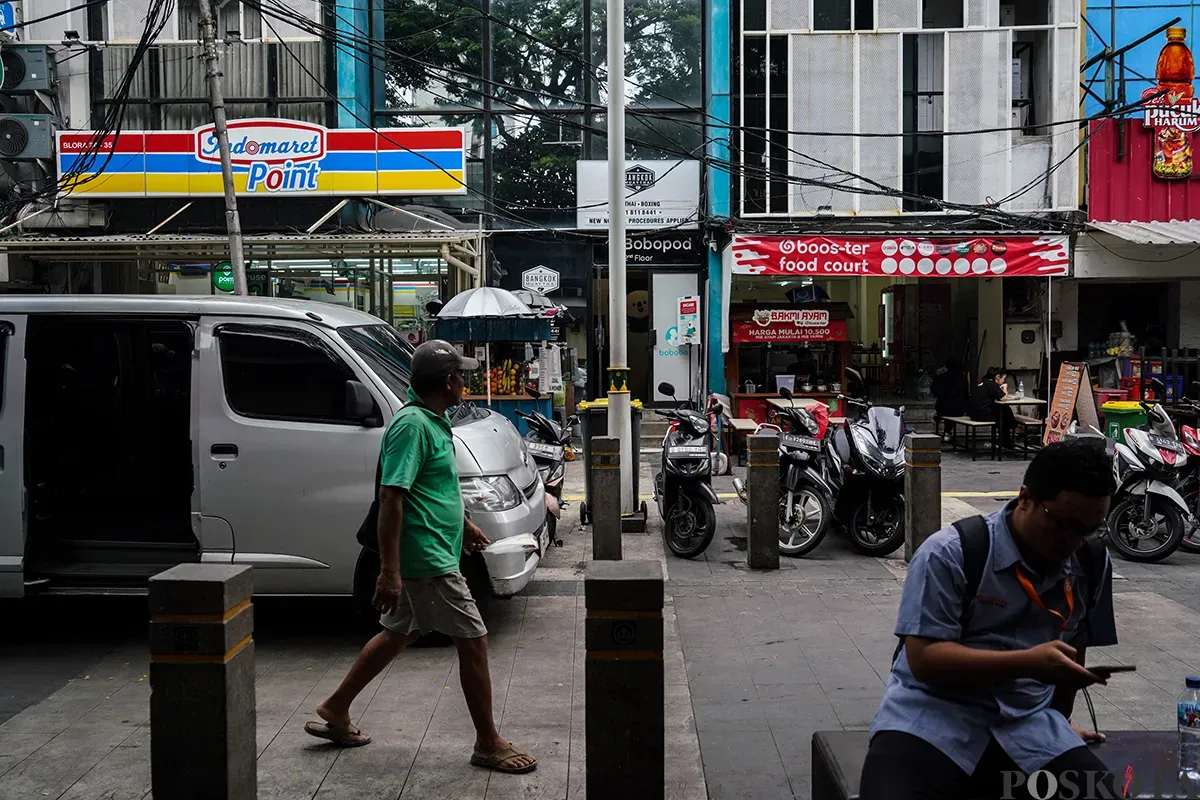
left=996, top=397, right=1047, bottom=407
left=728, top=418, right=760, bottom=433
left=767, top=397, right=828, bottom=410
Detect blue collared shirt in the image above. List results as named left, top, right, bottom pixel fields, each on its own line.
left=869, top=503, right=1117, bottom=774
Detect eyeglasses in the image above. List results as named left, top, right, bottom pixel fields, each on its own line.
left=1040, top=501, right=1107, bottom=538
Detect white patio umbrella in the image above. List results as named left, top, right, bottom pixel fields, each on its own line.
left=436, top=286, right=534, bottom=318
left=435, top=287, right=534, bottom=406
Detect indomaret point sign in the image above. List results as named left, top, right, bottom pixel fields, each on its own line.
left=56, top=118, right=467, bottom=198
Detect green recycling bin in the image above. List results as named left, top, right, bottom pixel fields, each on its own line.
left=1100, top=401, right=1147, bottom=444
left=576, top=398, right=643, bottom=525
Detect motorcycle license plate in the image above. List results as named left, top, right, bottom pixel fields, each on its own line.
left=1149, top=434, right=1185, bottom=454
left=780, top=433, right=821, bottom=452
left=526, top=441, right=564, bottom=460
left=668, top=445, right=709, bottom=457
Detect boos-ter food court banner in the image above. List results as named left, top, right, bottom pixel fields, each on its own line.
left=56, top=119, right=467, bottom=198
left=729, top=234, right=1070, bottom=277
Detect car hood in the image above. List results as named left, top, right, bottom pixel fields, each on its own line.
left=452, top=409, right=539, bottom=488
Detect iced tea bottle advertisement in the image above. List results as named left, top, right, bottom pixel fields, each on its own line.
left=1152, top=27, right=1195, bottom=179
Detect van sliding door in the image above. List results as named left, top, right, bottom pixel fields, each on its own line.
left=0, top=316, right=27, bottom=598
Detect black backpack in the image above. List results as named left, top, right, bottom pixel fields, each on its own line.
left=892, top=515, right=1108, bottom=665
left=356, top=457, right=382, bottom=552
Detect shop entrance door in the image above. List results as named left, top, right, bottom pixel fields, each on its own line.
left=590, top=269, right=651, bottom=403
left=650, top=272, right=701, bottom=405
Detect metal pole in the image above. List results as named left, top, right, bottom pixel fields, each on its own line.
left=606, top=0, right=633, bottom=514
left=200, top=0, right=248, bottom=296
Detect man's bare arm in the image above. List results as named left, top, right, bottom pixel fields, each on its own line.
left=1051, top=646, right=1087, bottom=718
left=906, top=637, right=1101, bottom=689
left=373, top=486, right=406, bottom=614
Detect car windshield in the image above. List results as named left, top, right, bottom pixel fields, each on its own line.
left=338, top=325, right=412, bottom=398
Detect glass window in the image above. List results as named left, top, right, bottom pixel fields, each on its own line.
left=379, top=0, right=485, bottom=110
left=492, top=0, right=585, bottom=108
left=218, top=328, right=371, bottom=424
left=591, top=0, right=702, bottom=108
left=491, top=114, right=584, bottom=216
left=590, top=112, right=704, bottom=160
left=814, top=0, right=851, bottom=31
left=340, top=325, right=413, bottom=399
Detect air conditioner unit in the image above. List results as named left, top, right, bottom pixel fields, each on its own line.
left=1, top=46, right=58, bottom=94
left=0, top=115, right=57, bottom=160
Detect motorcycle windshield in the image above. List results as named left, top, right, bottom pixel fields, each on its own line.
left=869, top=407, right=903, bottom=453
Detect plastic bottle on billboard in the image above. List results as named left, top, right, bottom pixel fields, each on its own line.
left=1153, top=27, right=1195, bottom=179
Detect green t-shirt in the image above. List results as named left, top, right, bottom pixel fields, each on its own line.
left=379, top=388, right=464, bottom=578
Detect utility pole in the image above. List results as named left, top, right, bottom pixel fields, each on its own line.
left=606, top=0, right=633, bottom=516
left=200, top=0, right=248, bottom=295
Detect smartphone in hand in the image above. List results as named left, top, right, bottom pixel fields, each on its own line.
left=1089, top=665, right=1137, bottom=680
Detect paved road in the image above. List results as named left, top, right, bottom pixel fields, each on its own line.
left=4, top=450, right=1200, bottom=799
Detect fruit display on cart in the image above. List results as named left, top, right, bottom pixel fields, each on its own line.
left=468, top=359, right=531, bottom=396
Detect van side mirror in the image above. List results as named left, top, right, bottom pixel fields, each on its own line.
left=345, top=380, right=381, bottom=426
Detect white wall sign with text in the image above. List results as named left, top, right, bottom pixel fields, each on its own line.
left=576, top=160, right=701, bottom=229
left=521, top=265, right=560, bottom=294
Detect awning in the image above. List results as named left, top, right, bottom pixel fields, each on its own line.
left=0, top=230, right=483, bottom=262
left=1087, top=220, right=1200, bottom=246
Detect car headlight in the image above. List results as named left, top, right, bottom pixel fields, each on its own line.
left=460, top=476, right=521, bottom=512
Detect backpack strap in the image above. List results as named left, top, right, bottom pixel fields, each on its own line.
left=954, top=515, right=992, bottom=627
left=1077, top=535, right=1107, bottom=612
left=892, top=515, right=991, bottom=665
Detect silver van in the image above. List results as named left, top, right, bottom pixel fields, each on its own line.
left=0, top=296, right=548, bottom=602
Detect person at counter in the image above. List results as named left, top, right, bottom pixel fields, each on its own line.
left=969, top=368, right=1017, bottom=449
left=788, top=347, right=819, bottom=383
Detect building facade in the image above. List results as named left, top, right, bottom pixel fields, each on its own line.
left=1077, top=1, right=1200, bottom=360
left=718, top=0, right=1082, bottom=403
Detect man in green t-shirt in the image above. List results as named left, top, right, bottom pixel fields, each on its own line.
left=305, top=340, right=537, bottom=775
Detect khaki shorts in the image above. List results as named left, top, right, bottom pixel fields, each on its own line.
left=380, top=572, right=487, bottom=640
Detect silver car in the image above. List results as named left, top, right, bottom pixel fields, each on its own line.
left=0, top=295, right=547, bottom=602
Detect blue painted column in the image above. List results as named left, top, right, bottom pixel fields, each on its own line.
left=705, top=0, right=731, bottom=392
left=335, top=0, right=371, bottom=128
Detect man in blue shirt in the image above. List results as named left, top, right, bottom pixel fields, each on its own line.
left=862, top=440, right=1120, bottom=799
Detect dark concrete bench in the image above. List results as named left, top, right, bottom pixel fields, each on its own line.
left=812, top=730, right=1186, bottom=800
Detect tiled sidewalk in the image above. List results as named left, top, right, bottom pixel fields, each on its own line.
left=0, top=507, right=705, bottom=799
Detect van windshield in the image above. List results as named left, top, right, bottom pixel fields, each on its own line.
left=339, top=325, right=412, bottom=398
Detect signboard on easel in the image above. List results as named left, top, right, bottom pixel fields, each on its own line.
left=1044, top=362, right=1100, bottom=445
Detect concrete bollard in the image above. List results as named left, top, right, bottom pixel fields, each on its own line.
left=585, top=560, right=664, bottom=797
left=904, top=433, right=942, bottom=562
left=746, top=431, right=781, bottom=570
left=590, top=435, right=622, bottom=560
left=149, top=564, right=256, bottom=800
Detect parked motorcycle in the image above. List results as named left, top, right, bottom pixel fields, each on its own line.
left=652, top=382, right=719, bottom=559
left=731, top=387, right=835, bottom=557
left=515, top=391, right=576, bottom=547
left=826, top=395, right=906, bottom=556
left=1166, top=382, right=1200, bottom=554
left=1104, top=385, right=1191, bottom=563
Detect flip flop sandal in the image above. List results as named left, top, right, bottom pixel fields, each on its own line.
left=303, top=720, right=372, bottom=747
left=470, top=745, right=538, bottom=774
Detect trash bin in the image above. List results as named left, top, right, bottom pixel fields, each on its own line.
left=1101, top=400, right=1147, bottom=444
left=576, top=398, right=643, bottom=524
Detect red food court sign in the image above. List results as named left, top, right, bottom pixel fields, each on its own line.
left=729, top=235, right=1070, bottom=278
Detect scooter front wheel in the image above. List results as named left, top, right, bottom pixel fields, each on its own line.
left=847, top=494, right=905, bottom=556
left=778, top=487, right=830, bottom=557
left=1107, top=497, right=1184, bottom=562
left=1180, top=489, right=1200, bottom=554
left=663, top=491, right=716, bottom=559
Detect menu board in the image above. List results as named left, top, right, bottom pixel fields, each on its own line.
left=1044, top=363, right=1099, bottom=445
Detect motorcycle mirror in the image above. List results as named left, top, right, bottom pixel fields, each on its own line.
left=779, top=386, right=793, bottom=399
left=525, top=386, right=541, bottom=399
left=1151, top=377, right=1166, bottom=393
left=658, top=382, right=676, bottom=397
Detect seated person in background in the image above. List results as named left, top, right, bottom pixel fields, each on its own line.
left=788, top=347, right=818, bottom=384
left=931, top=355, right=970, bottom=442
left=970, top=367, right=1018, bottom=448
left=860, top=440, right=1119, bottom=800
